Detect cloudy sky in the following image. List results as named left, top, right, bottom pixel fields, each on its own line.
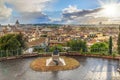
left=0, top=0, right=120, bottom=24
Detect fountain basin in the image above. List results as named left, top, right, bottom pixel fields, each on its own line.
left=30, top=56, right=80, bottom=72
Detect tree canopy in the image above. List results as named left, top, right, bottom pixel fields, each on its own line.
left=49, top=45, right=63, bottom=52
left=90, top=42, right=108, bottom=52
left=67, top=39, right=87, bottom=52
left=0, top=33, right=26, bottom=50
left=109, top=36, right=112, bottom=55
left=117, top=32, right=120, bottom=54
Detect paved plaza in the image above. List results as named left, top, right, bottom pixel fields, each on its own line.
left=0, top=56, right=120, bottom=80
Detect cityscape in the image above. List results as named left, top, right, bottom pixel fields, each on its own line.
left=0, top=21, right=120, bottom=50
left=0, top=0, right=120, bottom=80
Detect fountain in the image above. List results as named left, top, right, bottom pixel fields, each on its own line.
left=30, top=47, right=80, bottom=72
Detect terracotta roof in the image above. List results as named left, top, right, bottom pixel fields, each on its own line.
left=41, top=28, right=52, bottom=32
left=27, top=38, right=46, bottom=47
left=50, top=40, right=65, bottom=44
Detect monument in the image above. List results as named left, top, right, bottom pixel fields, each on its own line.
left=46, top=48, right=66, bottom=66
left=30, top=47, right=80, bottom=71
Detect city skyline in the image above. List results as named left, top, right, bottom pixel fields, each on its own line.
left=0, top=0, right=120, bottom=25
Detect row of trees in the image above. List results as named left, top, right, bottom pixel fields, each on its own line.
left=66, top=39, right=109, bottom=53
left=33, top=44, right=63, bottom=52
left=34, top=35, right=116, bottom=55
left=66, top=36, right=114, bottom=55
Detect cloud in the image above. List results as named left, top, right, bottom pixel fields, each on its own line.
left=63, top=5, right=80, bottom=14
left=5, top=0, right=53, bottom=13
left=56, top=5, right=109, bottom=24
left=19, top=12, right=50, bottom=23
left=1, top=0, right=120, bottom=24
left=62, top=5, right=102, bottom=20
left=21, top=12, right=49, bottom=20
left=0, top=0, right=54, bottom=24
left=0, top=0, right=12, bottom=20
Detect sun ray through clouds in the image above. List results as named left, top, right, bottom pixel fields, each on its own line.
left=98, top=0, right=120, bottom=18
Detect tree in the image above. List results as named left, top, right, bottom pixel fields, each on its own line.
left=49, top=45, right=63, bottom=52
left=109, top=36, right=112, bottom=55
left=7, top=36, right=21, bottom=50
left=0, top=34, right=26, bottom=56
left=118, top=31, right=120, bottom=54
left=67, top=39, right=87, bottom=52
left=14, top=33, right=26, bottom=48
left=90, top=42, right=108, bottom=52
